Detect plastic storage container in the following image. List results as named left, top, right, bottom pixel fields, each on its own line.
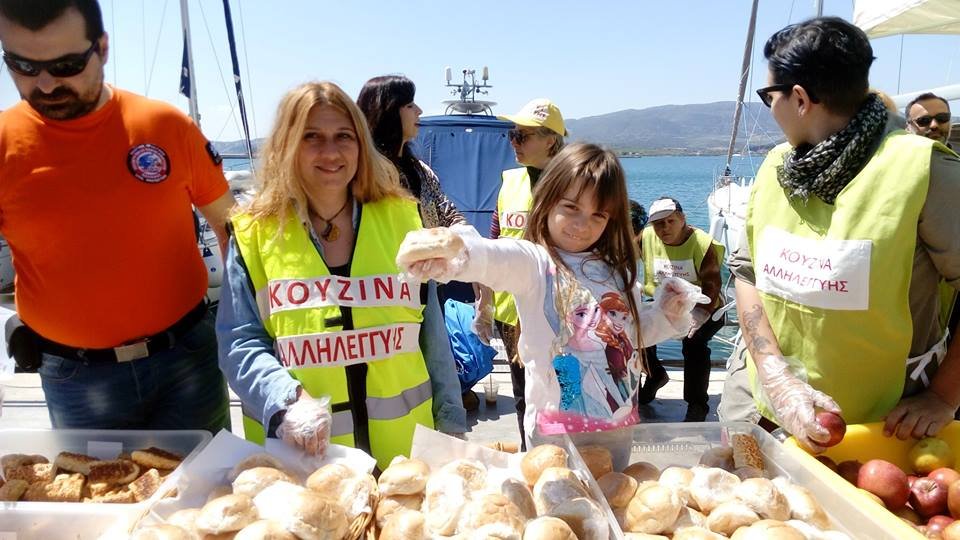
left=783, top=421, right=960, bottom=539
left=563, top=422, right=912, bottom=540
left=0, top=429, right=211, bottom=540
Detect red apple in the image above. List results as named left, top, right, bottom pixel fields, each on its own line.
left=816, top=455, right=838, bottom=472
left=930, top=468, right=960, bottom=489
left=858, top=459, right=910, bottom=510
left=910, top=475, right=920, bottom=488
left=949, top=480, right=960, bottom=518
left=838, top=460, right=863, bottom=485
left=912, top=477, right=950, bottom=518
left=816, top=410, right=846, bottom=447
left=928, top=515, right=956, bottom=536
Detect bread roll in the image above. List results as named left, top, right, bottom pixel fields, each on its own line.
left=521, top=444, right=568, bottom=486
left=378, top=458, right=431, bottom=496
left=469, top=522, right=523, bottom=539
left=232, top=466, right=297, bottom=498
left=671, top=527, right=725, bottom=539
left=195, top=494, right=258, bottom=534
left=380, top=509, right=428, bottom=540
left=440, top=458, right=487, bottom=491
left=597, top=472, right=637, bottom=508
left=772, top=477, right=831, bottom=529
left=689, top=466, right=740, bottom=513
left=375, top=493, right=423, bottom=529
left=734, top=477, right=790, bottom=521
left=395, top=227, right=466, bottom=266
left=228, top=453, right=290, bottom=481
left=657, top=466, right=694, bottom=506
left=664, top=506, right=706, bottom=535
left=459, top=493, right=526, bottom=536
left=253, top=481, right=307, bottom=522
left=284, top=491, right=349, bottom=540
left=234, top=520, right=297, bottom=540
left=729, top=519, right=804, bottom=540
left=622, top=461, right=660, bottom=483
left=206, top=484, right=233, bottom=503
left=305, top=463, right=355, bottom=493
left=578, top=445, right=613, bottom=479
left=523, top=516, right=577, bottom=540
left=130, top=525, right=193, bottom=540
left=165, top=508, right=200, bottom=535
left=532, top=467, right=589, bottom=516
left=547, top=497, right=609, bottom=540
left=704, top=501, right=760, bottom=536
left=624, top=484, right=682, bottom=535
left=698, top=446, right=735, bottom=471
left=423, top=473, right=469, bottom=536
left=501, top=478, right=537, bottom=520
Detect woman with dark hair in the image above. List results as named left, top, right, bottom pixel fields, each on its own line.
left=357, top=75, right=465, bottom=228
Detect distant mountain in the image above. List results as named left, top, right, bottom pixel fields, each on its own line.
left=564, top=101, right=784, bottom=155
left=213, top=101, right=785, bottom=157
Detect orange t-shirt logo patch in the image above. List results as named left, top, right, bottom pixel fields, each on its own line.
left=127, top=143, right=170, bottom=183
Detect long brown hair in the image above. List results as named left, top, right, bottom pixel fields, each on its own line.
left=243, top=81, right=408, bottom=224
left=524, top=143, right=644, bottom=351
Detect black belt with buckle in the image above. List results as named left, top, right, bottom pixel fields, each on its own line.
left=36, top=300, right=208, bottom=363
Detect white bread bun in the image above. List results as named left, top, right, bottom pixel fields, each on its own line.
left=734, top=477, right=790, bottom=521
left=253, top=481, right=307, bottom=522
left=228, top=453, right=290, bottom=482
left=165, top=508, right=200, bottom=534
left=704, top=501, right=760, bottom=536
left=657, top=467, right=694, bottom=506
left=458, top=493, right=525, bottom=536
left=378, top=458, right=431, bottom=496
left=305, top=463, right=376, bottom=521
left=624, top=484, right=682, bottom=535
left=772, top=477, right=831, bottom=529
left=439, top=458, right=487, bottom=492
left=730, top=519, right=805, bottom=540
left=665, top=506, right=707, bottom=535
left=130, top=525, right=193, bottom=540
left=195, top=493, right=258, bottom=534
left=523, top=516, right=577, bottom=540
left=597, top=472, right=638, bottom=508
left=375, top=493, right=423, bottom=529
left=689, top=466, right=740, bottom=513
left=206, top=484, right=233, bottom=504
left=578, top=445, right=614, bottom=480
left=671, top=527, right=725, bottom=539
left=698, top=446, right=735, bottom=471
left=622, top=462, right=660, bottom=483
left=532, top=467, right=589, bottom=516
left=395, top=227, right=465, bottom=266
left=380, top=509, right=427, bottom=540
left=547, top=497, right=610, bottom=540
left=232, top=466, right=297, bottom=498
left=521, top=444, right=568, bottom=486
left=423, top=473, right=469, bottom=536
left=469, top=522, right=523, bottom=539
left=500, top=478, right=537, bottom=520
left=305, top=463, right=355, bottom=493
left=284, top=490, right=349, bottom=540
left=234, top=519, right=297, bottom=540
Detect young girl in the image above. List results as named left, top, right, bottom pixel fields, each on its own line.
left=398, top=143, right=705, bottom=461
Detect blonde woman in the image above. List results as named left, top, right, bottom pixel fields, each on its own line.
left=216, top=81, right=464, bottom=468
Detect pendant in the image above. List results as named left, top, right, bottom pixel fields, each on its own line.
left=321, top=221, right=339, bottom=242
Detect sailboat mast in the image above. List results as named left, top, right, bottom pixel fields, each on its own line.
left=221, top=0, right=255, bottom=169
left=178, top=0, right=200, bottom=126
left=723, top=0, right=760, bottom=176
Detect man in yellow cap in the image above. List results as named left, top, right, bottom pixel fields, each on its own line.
left=473, top=98, right=566, bottom=450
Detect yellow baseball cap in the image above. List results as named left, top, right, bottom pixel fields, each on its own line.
left=498, top=98, right=568, bottom=137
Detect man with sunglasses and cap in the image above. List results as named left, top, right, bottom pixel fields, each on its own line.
left=718, top=16, right=960, bottom=451
left=906, top=93, right=954, bottom=147
left=0, top=0, right=234, bottom=433
left=472, top=98, right=565, bottom=450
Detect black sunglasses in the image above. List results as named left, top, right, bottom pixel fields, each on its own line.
left=756, top=84, right=794, bottom=107
left=507, top=128, right=538, bottom=144
left=912, top=112, right=952, bottom=128
left=3, top=41, right=100, bottom=78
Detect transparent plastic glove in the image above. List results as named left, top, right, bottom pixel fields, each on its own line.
left=396, top=227, right=468, bottom=283
left=276, top=395, right=332, bottom=456
left=472, top=298, right=495, bottom=345
left=687, top=306, right=712, bottom=338
left=756, top=354, right=841, bottom=453
left=652, top=277, right=711, bottom=333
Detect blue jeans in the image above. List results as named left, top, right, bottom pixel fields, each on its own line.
left=38, top=312, right=231, bottom=434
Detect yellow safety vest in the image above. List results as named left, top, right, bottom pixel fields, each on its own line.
left=494, top=167, right=533, bottom=325
left=641, top=226, right=724, bottom=301
left=745, top=132, right=947, bottom=423
left=231, top=198, right=434, bottom=469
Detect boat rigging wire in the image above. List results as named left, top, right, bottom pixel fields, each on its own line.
left=141, top=0, right=147, bottom=93
left=110, top=0, right=117, bottom=85
left=236, top=0, right=259, bottom=139
left=196, top=0, right=244, bottom=140
left=144, top=0, right=171, bottom=96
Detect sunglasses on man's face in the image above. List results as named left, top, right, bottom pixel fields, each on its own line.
left=507, top=128, right=539, bottom=145
left=756, top=84, right=794, bottom=107
left=3, top=41, right=100, bottom=78
left=912, top=112, right=952, bottom=128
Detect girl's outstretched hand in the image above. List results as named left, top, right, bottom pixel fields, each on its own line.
left=396, top=227, right=468, bottom=282
left=653, top=277, right=711, bottom=334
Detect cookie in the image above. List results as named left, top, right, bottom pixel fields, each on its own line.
left=55, top=451, right=99, bottom=475
left=131, top=447, right=183, bottom=470
left=129, top=468, right=162, bottom=502
left=88, top=459, right=140, bottom=485
left=5, top=463, right=55, bottom=484
left=0, top=478, right=28, bottom=501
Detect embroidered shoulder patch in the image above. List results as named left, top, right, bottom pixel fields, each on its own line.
left=205, top=141, right=223, bottom=166
left=127, top=144, right=170, bottom=183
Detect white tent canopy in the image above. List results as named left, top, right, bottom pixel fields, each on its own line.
left=854, top=0, right=960, bottom=38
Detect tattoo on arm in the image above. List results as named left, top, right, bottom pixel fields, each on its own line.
left=741, top=304, right=773, bottom=357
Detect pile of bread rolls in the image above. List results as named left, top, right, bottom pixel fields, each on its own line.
left=375, top=444, right=611, bottom=540
left=132, top=453, right=377, bottom=540
left=592, top=435, right=853, bottom=539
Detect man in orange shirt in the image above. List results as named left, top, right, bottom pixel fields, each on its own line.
left=0, top=0, right=234, bottom=433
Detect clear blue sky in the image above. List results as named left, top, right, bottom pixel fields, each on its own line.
left=1, top=0, right=958, bottom=142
